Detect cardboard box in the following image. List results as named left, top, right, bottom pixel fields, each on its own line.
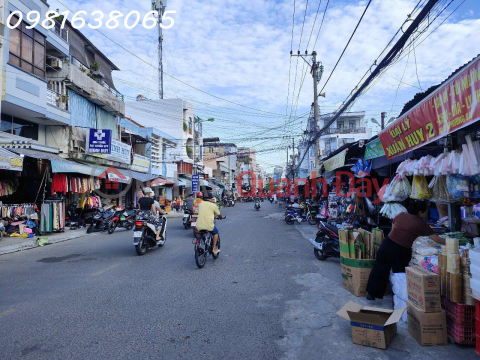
left=406, top=267, right=441, bottom=313
left=340, top=256, right=375, bottom=297
left=339, top=229, right=350, bottom=258
left=440, top=267, right=447, bottom=297
left=348, top=231, right=361, bottom=259
left=407, top=302, right=447, bottom=346
left=337, top=301, right=406, bottom=350
left=446, top=238, right=459, bottom=254
left=373, top=228, right=384, bottom=247
left=449, top=272, right=462, bottom=303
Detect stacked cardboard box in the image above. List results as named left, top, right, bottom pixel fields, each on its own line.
left=461, top=248, right=475, bottom=305
left=446, top=238, right=462, bottom=303
left=339, top=228, right=382, bottom=297
left=406, top=266, right=447, bottom=346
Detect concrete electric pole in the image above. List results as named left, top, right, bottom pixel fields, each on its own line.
left=152, top=0, right=166, bottom=99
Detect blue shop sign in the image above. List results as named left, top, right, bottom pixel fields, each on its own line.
left=88, top=129, right=112, bottom=154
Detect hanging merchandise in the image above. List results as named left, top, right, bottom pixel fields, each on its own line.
left=446, top=175, right=471, bottom=200
left=428, top=175, right=454, bottom=203
left=382, top=175, right=411, bottom=202
left=0, top=180, right=19, bottom=197
left=410, top=175, right=431, bottom=200
left=380, top=202, right=408, bottom=219
left=350, top=159, right=372, bottom=178
left=40, top=200, right=65, bottom=233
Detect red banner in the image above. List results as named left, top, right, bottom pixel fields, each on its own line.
left=379, top=56, right=480, bottom=159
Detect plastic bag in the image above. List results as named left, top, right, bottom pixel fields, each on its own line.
left=446, top=174, right=471, bottom=200
left=382, top=175, right=411, bottom=202
left=410, top=175, right=431, bottom=200
left=429, top=175, right=454, bottom=203
left=380, top=202, right=407, bottom=219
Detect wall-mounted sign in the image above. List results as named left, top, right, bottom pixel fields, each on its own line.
left=323, top=149, right=347, bottom=172
left=132, top=154, right=150, bottom=173
left=93, top=139, right=132, bottom=165
left=379, top=56, right=480, bottom=159
left=192, top=174, right=199, bottom=192
left=161, top=162, right=176, bottom=178
left=87, top=129, right=111, bottom=154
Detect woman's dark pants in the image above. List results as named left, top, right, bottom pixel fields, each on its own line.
left=366, top=236, right=412, bottom=299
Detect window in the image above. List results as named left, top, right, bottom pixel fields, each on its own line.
left=8, top=15, right=46, bottom=78
left=1, top=114, right=38, bottom=140
left=188, top=117, right=192, bottom=134
left=337, top=121, right=344, bottom=129
left=162, top=143, right=166, bottom=161
left=349, top=121, right=356, bottom=129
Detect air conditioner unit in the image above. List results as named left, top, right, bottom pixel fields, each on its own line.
left=47, top=57, right=62, bottom=69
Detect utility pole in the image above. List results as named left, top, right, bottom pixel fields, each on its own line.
left=152, top=0, right=165, bottom=99
left=312, top=51, right=319, bottom=169
left=381, top=112, right=386, bottom=130
left=292, top=137, right=295, bottom=179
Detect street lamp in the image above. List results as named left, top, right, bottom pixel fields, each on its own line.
left=193, top=116, right=214, bottom=175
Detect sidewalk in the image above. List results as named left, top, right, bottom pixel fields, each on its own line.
left=0, top=211, right=185, bottom=256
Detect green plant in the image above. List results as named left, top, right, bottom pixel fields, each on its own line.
left=80, top=67, right=86, bottom=73
left=61, top=95, right=69, bottom=103
left=186, top=147, right=193, bottom=157
left=90, top=61, right=100, bottom=71
left=183, top=121, right=188, bottom=132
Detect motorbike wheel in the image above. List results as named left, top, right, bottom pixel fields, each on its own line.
left=314, top=248, right=328, bottom=261
left=135, top=232, right=148, bottom=256
left=86, top=224, right=94, bottom=234
left=195, top=238, right=207, bottom=268
left=107, top=221, right=117, bottom=235
left=184, top=222, right=191, bottom=230
left=212, top=235, right=221, bottom=259
left=285, top=215, right=294, bottom=225
left=308, top=217, right=317, bottom=226
left=125, top=222, right=134, bottom=231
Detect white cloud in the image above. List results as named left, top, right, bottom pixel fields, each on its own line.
left=46, top=0, right=480, bottom=171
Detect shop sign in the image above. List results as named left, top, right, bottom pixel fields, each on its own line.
left=161, top=162, right=176, bottom=178
left=0, top=154, right=23, bottom=171
left=87, top=129, right=111, bottom=154
left=323, top=149, right=347, bottom=172
left=379, top=56, right=480, bottom=159
left=132, top=154, right=150, bottom=173
left=364, top=138, right=385, bottom=160
left=192, top=174, right=199, bottom=192
left=93, top=139, right=132, bottom=165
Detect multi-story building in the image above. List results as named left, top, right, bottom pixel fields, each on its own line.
left=317, top=111, right=372, bottom=158
left=125, top=98, right=202, bottom=176
left=203, top=142, right=237, bottom=190
left=273, top=166, right=283, bottom=182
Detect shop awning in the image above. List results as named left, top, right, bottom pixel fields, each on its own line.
left=151, top=178, right=175, bottom=187
left=0, top=148, right=23, bottom=171
left=10, top=148, right=65, bottom=161
left=215, top=181, right=226, bottom=188
left=130, top=171, right=158, bottom=182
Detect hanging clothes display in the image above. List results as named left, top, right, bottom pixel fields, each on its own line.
left=0, top=180, right=19, bottom=197
left=40, top=201, right=65, bottom=233
left=51, top=174, right=101, bottom=195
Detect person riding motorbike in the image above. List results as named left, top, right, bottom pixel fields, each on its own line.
left=192, top=192, right=204, bottom=214
left=185, top=192, right=195, bottom=212
left=196, top=192, right=224, bottom=255
left=137, top=187, right=163, bottom=242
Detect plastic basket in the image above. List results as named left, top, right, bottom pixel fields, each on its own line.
left=443, top=297, right=475, bottom=325
left=447, top=318, right=476, bottom=345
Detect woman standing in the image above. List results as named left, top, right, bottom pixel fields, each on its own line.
left=366, top=201, right=445, bottom=300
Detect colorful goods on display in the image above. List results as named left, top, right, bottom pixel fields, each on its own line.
left=52, top=174, right=101, bottom=195
left=0, top=180, right=18, bottom=197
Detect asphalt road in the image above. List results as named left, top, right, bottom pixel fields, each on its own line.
left=0, top=202, right=477, bottom=359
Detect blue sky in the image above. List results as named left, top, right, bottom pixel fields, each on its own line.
left=49, top=0, right=480, bottom=172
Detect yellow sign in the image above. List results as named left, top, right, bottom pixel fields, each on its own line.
left=10, top=158, right=23, bottom=167
left=323, top=149, right=347, bottom=172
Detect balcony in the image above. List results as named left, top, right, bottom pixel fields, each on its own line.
left=54, top=21, right=69, bottom=42
left=322, top=127, right=366, bottom=135
left=47, top=58, right=125, bottom=116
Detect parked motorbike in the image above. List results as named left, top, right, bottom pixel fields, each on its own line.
left=309, top=221, right=340, bottom=260
left=106, top=207, right=137, bottom=234
left=86, top=206, right=115, bottom=233
left=183, top=209, right=193, bottom=229
left=254, top=199, right=261, bottom=211
left=133, top=212, right=167, bottom=256
left=284, top=207, right=302, bottom=225
left=65, top=201, right=99, bottom=229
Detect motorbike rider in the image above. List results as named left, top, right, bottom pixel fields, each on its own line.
left=193, top=192, right=204, bottom=214
left=185, top=192, right=195, bottom=212
left=196, top=192, right=224, bottom=255
left=137, top=187, right=163, bottom=242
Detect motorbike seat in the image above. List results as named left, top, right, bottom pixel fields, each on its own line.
left=324, top=223, right=339, bottom=235
left=125, top=210, right=136, bottom=217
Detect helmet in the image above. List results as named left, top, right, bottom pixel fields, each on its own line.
left=143, top=187, right=154, bottom=195
left=204, top=192, right=214, bottom=200
left=197, top=192, right=203, bottom=198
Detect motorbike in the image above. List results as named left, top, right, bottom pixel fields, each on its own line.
left=183, top=208, right=193, bottom=229
left=133, top=212, right=167, bottom=256
left=86, top=206, right=115, bottom=233
left=193, top=216, right=226, bottom=268
left=309, top=220, right=340, bottom=260
left=284, top=207, right=302, bottom=225
left=106, top=207, right=137, bottom=234
left=254, top=199, right=261, bottom=210
left=65, top=201, right=99, bottom=229
left=227, top=198, right=235, bottom=207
